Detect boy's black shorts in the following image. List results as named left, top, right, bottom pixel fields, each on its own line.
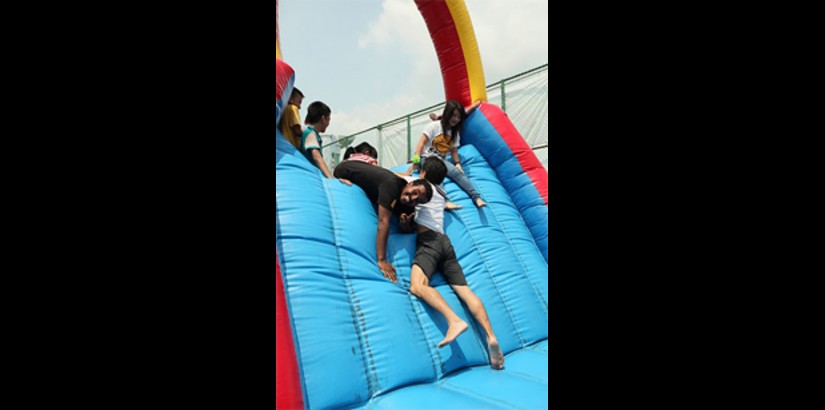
left=413, top=230, right=467, bottom=286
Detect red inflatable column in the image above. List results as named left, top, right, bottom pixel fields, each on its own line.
left=276, top=251, right=304, bottom=409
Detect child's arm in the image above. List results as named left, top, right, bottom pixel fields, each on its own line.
left=414, top=134, right=427, bottom=157
left=465, top=100, right=482, bottom=114
left=290, top=124, right=302, bottom=142
left=450, top=147, right=463, bottom=173
left=310, top=149, right=335, bottom=179
left=403, top=134, right=428, bottom=173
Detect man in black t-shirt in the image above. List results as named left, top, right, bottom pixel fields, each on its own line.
left=334, top=160, right=433, bottom=282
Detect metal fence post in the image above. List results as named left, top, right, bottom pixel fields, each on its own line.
left=501, top=80, right=507, bottom=113
left=406, top=115, right=412, bottom=161
left=377, top=125, right=383, bottom=167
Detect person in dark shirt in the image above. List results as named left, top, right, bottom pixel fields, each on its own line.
left=334, top=160, right=433, bottom=282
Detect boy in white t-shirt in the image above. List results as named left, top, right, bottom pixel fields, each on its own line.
left=400, top=158, right=504, bottom=370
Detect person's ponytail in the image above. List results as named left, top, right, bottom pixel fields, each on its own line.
left=344, top=147, right=356, bottom=159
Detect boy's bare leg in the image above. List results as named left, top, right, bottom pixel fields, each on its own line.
left=410, top=265, right=468, bottom=348
left=451, top=285, right=504, bottom=370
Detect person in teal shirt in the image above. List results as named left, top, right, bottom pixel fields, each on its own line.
left=300, top=101, right=349, bottom=185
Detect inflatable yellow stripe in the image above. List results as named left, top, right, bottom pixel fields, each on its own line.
left=276, top=0, right=282, bottom=59
left=445, top=0, right=487, bottom=103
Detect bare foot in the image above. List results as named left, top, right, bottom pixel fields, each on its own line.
left=437, top=320, right=468, bottom=348
left=474, top=198, right=487, bottom=208
left=488, top=337, right=504, bottom=370
left=445, top=201, right=462, bottom=210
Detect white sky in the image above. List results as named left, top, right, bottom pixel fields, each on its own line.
left=278, top=0, right=548, bottom=136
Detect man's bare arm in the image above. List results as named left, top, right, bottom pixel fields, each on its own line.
left=376, top=205, right=397, bottom=282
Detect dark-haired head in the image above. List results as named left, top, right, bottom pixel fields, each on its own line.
left=440, top=99, right=466, bottom=138
left=343, top=141, right=378, bottom=160
left=400, top=179, right=433, bottom=206
left=421, top=157, right=447, bottom=185
left=305, top=101, right=332, bottom=132
left=355, top=142, right=378, bottom=159
left=289, top=87, right=304, bottom=108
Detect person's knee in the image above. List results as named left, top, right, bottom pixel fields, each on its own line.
left=409, top=267, right=428, bottom=297
left=410, top=281, right=430, bottom=298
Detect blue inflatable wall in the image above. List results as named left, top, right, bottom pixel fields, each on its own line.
left=276, top=107, right=548, bottom=409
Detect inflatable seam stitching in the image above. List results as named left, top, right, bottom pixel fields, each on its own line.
left=324, top=179, right=382, bottom=402
left=465, top=160, right=548, bottom=316
left=405, top=291, right=444, bottom=380
left=447, top=185, right=527, bottom=347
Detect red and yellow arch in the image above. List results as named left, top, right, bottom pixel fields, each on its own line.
left=275, top=0, right=486, bottom=107
left=414, top=0, right=486, bottom=106
left=276, top=0, right=282, bottom=60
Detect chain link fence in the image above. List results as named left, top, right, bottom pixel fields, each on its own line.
left=321, top=63, right=548, bottom=171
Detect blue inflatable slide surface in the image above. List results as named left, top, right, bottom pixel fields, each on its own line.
left=276, top=106, right=548, bottom=409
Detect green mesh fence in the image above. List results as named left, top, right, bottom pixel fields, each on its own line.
left=322, top=63, right=548, bottom=171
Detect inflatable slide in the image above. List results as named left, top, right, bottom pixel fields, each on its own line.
left=277, top=1, right=548, bottom=409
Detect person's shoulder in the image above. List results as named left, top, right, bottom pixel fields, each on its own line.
left=287, top=105, right=301, bottom=120
left=381, top=173, right=406, bottom=189
left=423, top=121, right=440, bottom=134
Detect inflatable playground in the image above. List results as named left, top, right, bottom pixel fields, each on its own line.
left=276, top=1, right=548, bottom=408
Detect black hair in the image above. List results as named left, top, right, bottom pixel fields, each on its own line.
left=410, top=179, right=433, bottom=204
left=291, top=87, right=304, bottom=98
left=357, top=142, right=377, bottom=159
left=344, top=142, right=378, bottom=160
left=305, top=101, right=331, bottom=124
left=421, top=157, right=447, bottom=185
left=440, top=99, right=466, bottom=140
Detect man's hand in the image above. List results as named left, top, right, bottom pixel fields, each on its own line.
left=338, top=178, right=352, bottom=186
left=399, top=211, right=416, bottom=233
left=378, top=260, right=397, bottom=282
left=399, top=211, right=416, bottom=225
left=429, top=113, right=439, bottom=121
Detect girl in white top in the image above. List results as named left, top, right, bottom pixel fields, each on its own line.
left=411, top=100, right=486, bottom=208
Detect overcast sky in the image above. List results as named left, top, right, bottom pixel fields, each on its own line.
left=278, top=0, right=548, bottom=136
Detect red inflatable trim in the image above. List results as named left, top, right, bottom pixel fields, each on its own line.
left=480, top=104, right=548, bottom=205
left=276, top=251, right=304, bottom=410
left=276, top=59, right=294, bottom=104
left=415, top=0, right=472, bottom=107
